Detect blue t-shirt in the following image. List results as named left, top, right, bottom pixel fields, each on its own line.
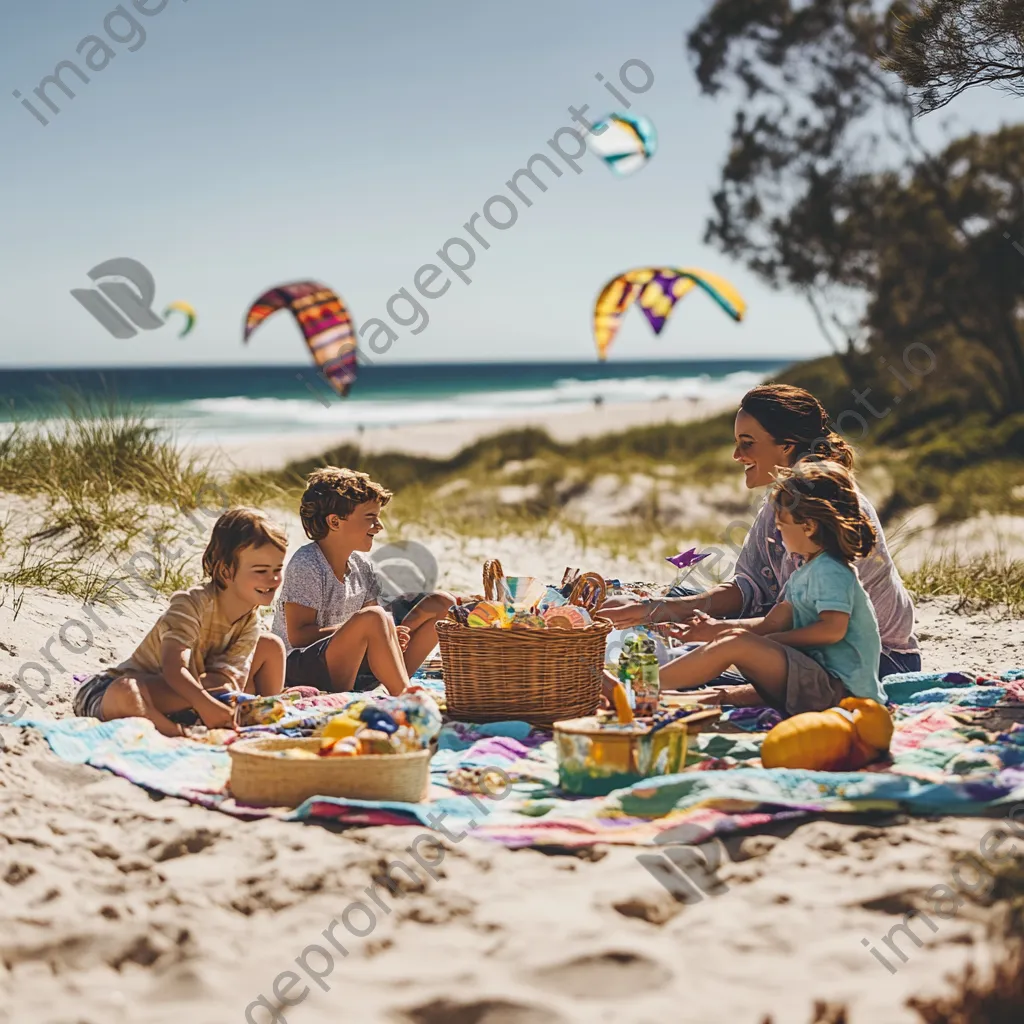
left=781, top=553, right=883, bottom=702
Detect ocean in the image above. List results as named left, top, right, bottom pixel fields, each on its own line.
left=0, top=360, right=787, bottom=443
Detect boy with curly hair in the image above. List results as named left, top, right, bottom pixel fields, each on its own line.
left=272, top=466, right=454, bottom=695
left=73, top=507, right=288, bottom=736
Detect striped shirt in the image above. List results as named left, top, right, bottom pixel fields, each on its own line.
left=112, top=582, right=261, bottom=687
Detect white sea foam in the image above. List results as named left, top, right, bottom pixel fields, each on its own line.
left=170, top=370, right=768, bottom=440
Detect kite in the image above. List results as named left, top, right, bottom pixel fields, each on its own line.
left=666, top=548, right=711, bottom=569
left=593, top=267, right=746, bottom=361
left=164, top=300, right=196, bottom=337
left=242, top=281, right=356, bottom=397
left=588, top=112, right=657, bottom=176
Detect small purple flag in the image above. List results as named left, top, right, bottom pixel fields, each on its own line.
left=666, top=548, right=711, bottom=569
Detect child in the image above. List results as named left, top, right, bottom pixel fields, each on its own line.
left=272, top=466, right=455, bottom=696
left=72, top=508, right=288, bottom=736
left=613, top=461, right=884, bottom=715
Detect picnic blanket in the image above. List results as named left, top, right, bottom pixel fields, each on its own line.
left=18, top=668, right=1024, bottom=849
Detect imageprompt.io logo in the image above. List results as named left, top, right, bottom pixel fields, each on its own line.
left=635, top=822, right=730, bottom=904
left=71, top=257, right=164, bottom=339
left=370, top=541, right=439, bottom=602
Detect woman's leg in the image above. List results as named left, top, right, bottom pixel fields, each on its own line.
left=99, top=673, right=186, bottom=738
left=397, top=591, right=455, bottom=673
left=659, top=629, right=790, bottom=703
left=244, top=633, right=286, bottom=696
left=324, top=606, right=409, bottom=696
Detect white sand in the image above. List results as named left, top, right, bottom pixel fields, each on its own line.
left=189, top=395, right=735, bottom=471
left=2, top=563, right=1022, bottom=1023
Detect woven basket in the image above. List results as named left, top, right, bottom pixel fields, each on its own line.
left=228, top=737, right=431, bottom=807
left=437, top=560, right=612, bottom=726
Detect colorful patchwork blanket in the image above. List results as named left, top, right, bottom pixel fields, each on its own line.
left=18, top=669, right=1024, bottom=849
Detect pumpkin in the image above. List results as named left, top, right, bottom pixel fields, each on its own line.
left=760, top=697, right=893, bottom=771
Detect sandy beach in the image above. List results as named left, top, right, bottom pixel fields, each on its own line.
left=2, top=569, right=1022, bottom=1024
left=1, top=401, right=1022, bottom=1024
left=189, top=395, right=737, bottom=471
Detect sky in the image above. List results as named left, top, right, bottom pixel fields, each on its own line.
left=0, top=0, right=1020, bottom=368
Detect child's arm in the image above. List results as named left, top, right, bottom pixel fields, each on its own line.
left=745, top=601, right=794, bottom=636
left=160, top=640, right=234, bottom=729
left=662, top=602, right=793, bottom=643
left=765, top=611, right=850, bottom=648
left=283, top=602, right=338, bottom=649
left=205, top=614, right=261, bottom=691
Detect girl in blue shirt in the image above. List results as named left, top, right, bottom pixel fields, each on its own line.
left=648, top=461, right=884, bottom=715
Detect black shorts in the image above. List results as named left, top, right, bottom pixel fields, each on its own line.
left=284, top=592, right=433, bottom=691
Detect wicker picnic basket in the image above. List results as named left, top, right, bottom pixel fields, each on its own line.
left=436, top=559, right=612, bottom=727
left=228, top=737, right=431, bottom=808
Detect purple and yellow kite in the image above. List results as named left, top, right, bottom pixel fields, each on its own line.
left=593, top=267, right=747, bottom=361
left=243, top=281, right=357, bottom=397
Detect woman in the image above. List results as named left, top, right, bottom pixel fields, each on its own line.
left=604, top=384, right=920, bottom=678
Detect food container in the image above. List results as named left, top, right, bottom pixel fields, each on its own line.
left=553, top=708, right=720, bottom=796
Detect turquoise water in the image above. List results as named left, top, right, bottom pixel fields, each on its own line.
left=0, top=359, right=787, bottom=440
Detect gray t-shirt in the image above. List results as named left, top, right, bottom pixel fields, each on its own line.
left=272, top=543, right=382, bottom=653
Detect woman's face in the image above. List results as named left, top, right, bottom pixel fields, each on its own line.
left=733, top=410, right=793, bottom=489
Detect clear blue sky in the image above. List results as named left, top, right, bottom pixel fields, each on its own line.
left=0, top=0, right=1018, bottom=367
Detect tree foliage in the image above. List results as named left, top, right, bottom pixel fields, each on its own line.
left=882, top=0, right=1024, bottom=115
left=686, top=0, right=1024, bottom=429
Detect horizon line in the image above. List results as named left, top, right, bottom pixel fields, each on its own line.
left=0, top=355, right=801, bottom=372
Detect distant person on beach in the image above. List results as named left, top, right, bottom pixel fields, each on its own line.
left=272, top=467, right=455, bottom=695
left=72, top=509, right=288, bottom=736
left=609, top=461, right=884, bottom=713
left=603, top=384, right=920, bottom=679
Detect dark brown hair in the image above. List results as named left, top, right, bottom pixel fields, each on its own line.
left=202, top=507, right=288, bottom=590
left=299, top=466, right=393, bottom=541
left=740, top=384, right=854, bottom=470
left=769, top=461, right=875, bottom=564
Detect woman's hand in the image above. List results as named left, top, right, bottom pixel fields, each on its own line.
left=662, top=610, right=726, bottom=644
left=600, top=601, right=649, bottom=627
left=396, top=625, right=411, bottom=651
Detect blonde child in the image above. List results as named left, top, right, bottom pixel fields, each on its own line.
left=611, top=462, right=884, bottom=715
left=272, top=467, right=455, bottom=696
left=72, top=508, right=288, bottom=736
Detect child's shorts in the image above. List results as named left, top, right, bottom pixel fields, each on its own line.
left=779, top=648, right=847, bottom=715
left=73, top=671, right=119, bottom=719
left=284, top=592, right=434, bottom=692
left=284, top=637, right=381, bottom=692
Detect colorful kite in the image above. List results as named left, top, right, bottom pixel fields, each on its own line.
left=588, top=113, right=657, bottom=176
left=243, top=281, right=356, bottom=397
left=593, top=267, right=747, bottom=360
left=163, top=300, right=196, bottom=337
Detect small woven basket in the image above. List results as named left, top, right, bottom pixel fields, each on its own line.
left=228, top=737, right=431, bottom=807
left=437, top=560, right=612, bottom=726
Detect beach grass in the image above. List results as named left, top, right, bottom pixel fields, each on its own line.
left=903, top=555, right=1024, bottom=616
left=0, top=397, right=220, bottom=557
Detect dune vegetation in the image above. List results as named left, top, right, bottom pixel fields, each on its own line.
left=1, top=355, right=1022, bottom=615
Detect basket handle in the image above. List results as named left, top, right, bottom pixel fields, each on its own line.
left=569, top=572, right=606, bottom=611
left=482, top=559, right=505, bottom=601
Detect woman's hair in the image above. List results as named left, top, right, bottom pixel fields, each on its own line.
left=768, top=461, right=875, bottom=564
left=740, top=384, right=855, bottom=470
left=299, top=466, right=392, bottom=541
left=202, top=507, right=288, bottom=589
